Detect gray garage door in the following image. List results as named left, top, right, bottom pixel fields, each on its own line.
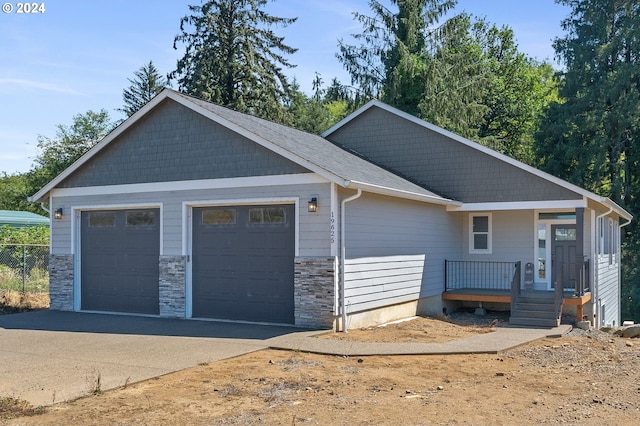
left=192, top=204, right=295, bottom=323
left=81, top=209, right=160, bottom=315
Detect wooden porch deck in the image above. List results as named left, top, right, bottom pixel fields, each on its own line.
left=442, top=289, right=592, bottom=318
left=442, top=289, right=512, bottom=304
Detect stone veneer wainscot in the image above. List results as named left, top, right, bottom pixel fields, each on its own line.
left=49, top=254, right=74, bottom=311
left=159, top=255, right=186, bottom=317
left=294, top=257, right=336, bottom=329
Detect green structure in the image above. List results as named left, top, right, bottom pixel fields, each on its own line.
left=0, top=210, right=49, bottom=228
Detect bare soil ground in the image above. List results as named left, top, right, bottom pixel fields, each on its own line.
left=1, top=307, right=639, bottom=425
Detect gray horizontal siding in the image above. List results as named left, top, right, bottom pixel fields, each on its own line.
left=50, top=182, right=332, bottom=257
left=460, top=210, right=534, bottom=288
left=328, top=106, right=581, bottom=203
left=343, top=192, right=461, bottom=298
left=60, top=100, right=309, bottom=188
left=597, top=256, right=620, bottom=327
left=344, top=255, right=426, bottom=313
left=461, top=210, right=534, bottom=264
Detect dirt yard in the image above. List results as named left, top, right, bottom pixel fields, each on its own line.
left=1, top=305, right=639, bottom=425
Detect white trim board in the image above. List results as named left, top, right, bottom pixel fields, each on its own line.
left=50, top=173, right=327, bottom=198
left=448, top=199, right=588, bottom=212
left=347, top=180, right=459, bottom=207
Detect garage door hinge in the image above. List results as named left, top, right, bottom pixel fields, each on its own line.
left=186, top=255, right=190, bottom=262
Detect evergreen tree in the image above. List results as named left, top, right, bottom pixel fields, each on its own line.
left=338, top=2, right=558, bottom=164
left=337, top=0, right=456, bottom=114
left=537, top=0, right=639, bottom=205
left=120, top=61, right=167, bottom=117
left=287, top=80, right=333, bottom=134
left=535, top=0, right=640, bottom=321
left=417, top=13, right=491, bottom=138
left=170, top=0, right=297, bottom=122
left=287, top=76, right=356, bottom=134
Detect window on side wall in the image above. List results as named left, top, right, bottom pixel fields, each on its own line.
left=609, top=218, right=617, bottom=266
left=470, top=213, right=492, bottom=254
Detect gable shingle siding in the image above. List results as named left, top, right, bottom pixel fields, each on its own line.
left=327, top=107, right=581, bottom=203
left=60, top=100, right=309, bottom=188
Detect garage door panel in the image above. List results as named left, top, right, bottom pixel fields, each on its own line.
left=81, top=209, right=160, bottom=315
left=192, top=204, right=294, bottom=323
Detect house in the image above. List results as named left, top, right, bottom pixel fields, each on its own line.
left=0, top=210, right=49, bottom=229
left=29, top=89, right=632, bottom=330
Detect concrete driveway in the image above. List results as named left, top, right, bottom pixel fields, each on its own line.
left=0, top=310, right=316, bottom=406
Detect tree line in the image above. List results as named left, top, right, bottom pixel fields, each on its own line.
left=0, top=0, right=638, bottom=320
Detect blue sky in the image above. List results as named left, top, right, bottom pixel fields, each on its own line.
left=0, top=0, right=571, bottom=176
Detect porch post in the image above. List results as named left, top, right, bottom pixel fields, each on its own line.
left=576, top=208, right=585, bottom=295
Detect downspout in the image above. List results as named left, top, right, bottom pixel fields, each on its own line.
left=40, top=203, right=50, bottom=214
left=593, top=206, right=614, bottom=328
left=340, top=189, right=362, bottom=332
left=618, top=218, right=632, bottom=325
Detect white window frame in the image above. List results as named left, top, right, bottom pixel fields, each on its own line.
left=469, top=213, right=492, bottom=254
left=608, top=217, right=619, bottom=266
left=597, top=216, right=619, bottom=267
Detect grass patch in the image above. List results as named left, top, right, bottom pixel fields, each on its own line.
left=0, top=397, right=44, bottom=420
left=0, top=265, right=49, bottom=294
left=0, top=290, right=49, bottom=315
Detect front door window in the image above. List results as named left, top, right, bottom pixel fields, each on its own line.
left=537, top=225, right=546, bottom=280
left=535, top=212, right=577, bottom=290
left=551, top=224, right=578, bottom=290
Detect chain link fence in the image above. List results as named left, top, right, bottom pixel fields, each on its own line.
left=0, top=244, right=49, bottom=293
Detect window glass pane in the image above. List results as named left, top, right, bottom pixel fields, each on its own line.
left=88, top=212, right=115, bottom=227
left=249, top=208, right=263, bottom=223
left=537, top=224, right=546, bottom=279
left=264, top=207, right=286, bottom=223
left=473, top=216, right=488, bottom=233
left=474, top=234, right=488, bottom=250
left=126, top=211, right=155, bottom=227
left=554, top=228, right=576, bottom=241
left=202, top=209, right=236, bottom=225
left=539, top=212, right=576, bottom=220
left=249, top=207, right=286, bottom=224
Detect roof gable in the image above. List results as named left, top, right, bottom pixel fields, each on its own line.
left=30, top=90, right=457, bottom=207
left=324, top=100, right=631, bottom=220
left=59, top=99, right=309, bottom=188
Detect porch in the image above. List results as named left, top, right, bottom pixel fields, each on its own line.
left=443, top=260, right=591, bottom=326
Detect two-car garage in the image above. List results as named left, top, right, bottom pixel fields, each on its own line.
left=79, top=204, right=295, bottom=324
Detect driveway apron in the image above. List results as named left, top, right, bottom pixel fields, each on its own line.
left=0, top=310, right=312, bottom=406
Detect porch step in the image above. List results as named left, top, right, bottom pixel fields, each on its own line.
left=518, top=293, right=554, bottom=305
left=513, top=302, right=556, bottom=313
left=512, top=309, right=555, bottom=320
left=510, top=293, right=561, bottom=328
left=509, top=317, right=560, bottom=328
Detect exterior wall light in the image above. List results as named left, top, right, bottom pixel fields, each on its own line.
left=308, top=197, right=318, bottom=213
left=54, top=208, right=63, bottom=220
